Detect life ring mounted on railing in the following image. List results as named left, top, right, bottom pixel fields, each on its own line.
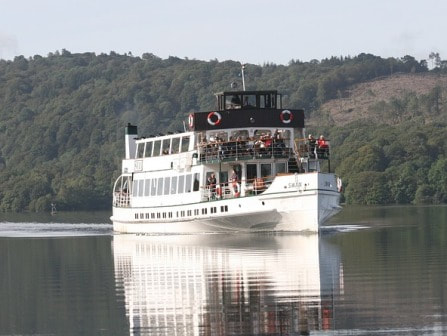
left=280, top=110, right=293, bottom=124
left=207, top=111, right=222, bottom=126
left=232, top=182, right=241, bottom=197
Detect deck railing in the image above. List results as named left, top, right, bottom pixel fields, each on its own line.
left=113, top=192, right=130, bottom=207
left=198, top=138, right=293, bottom=163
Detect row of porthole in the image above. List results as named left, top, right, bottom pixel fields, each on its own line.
left=134, top=205, right=229, bottom=220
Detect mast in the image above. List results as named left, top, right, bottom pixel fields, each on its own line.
left=241, top=63, right=246, bottom=91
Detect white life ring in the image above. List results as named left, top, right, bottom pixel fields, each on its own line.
left=188, top=113, right=194, bottom=128
left=207, top=111, right=222, bottom=126
left=232, top=182, right=240, bottom=197
left=280, top=110, right=293, bottom=124
left=337, top=177, right=343, bottom=192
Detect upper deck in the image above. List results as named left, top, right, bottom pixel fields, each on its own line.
left=188, top=90, right=304, bottom=131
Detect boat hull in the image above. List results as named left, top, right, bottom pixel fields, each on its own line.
left=112, top=173, right=341, bottom=234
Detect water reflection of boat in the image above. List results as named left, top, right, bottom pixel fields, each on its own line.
left=113, top=234, right=343, bottom=335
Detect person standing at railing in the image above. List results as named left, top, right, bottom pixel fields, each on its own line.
left=317, top=135, right=329, bottom=158
left=207, top=173, right=217, bottom=200
left=229, top=170, right=240, bottom=197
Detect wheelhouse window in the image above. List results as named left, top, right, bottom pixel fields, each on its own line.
left=153, top=140, right=161, bottom=157
left=242, top=94, right=256, bottom=108
left=225, top=94, right=242, bottom=109
left=145, top=141, right=153, bottom=157
left=171, top=137, right=180, bottom=154
left=161, top=139, right=170, bottom=155
left=136, top=143, right=144, bottom=158
left=181, top=136, right=190, bottom=152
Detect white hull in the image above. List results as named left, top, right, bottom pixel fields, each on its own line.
left=112, top=173, right=341, bottom=234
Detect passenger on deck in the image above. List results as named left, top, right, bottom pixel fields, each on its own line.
left=317, top=135, right=329, bottom=158
left=207, top=173, right=217, bottom=199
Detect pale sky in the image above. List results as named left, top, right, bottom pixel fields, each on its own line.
left=0, top=0, right=446, bottom=64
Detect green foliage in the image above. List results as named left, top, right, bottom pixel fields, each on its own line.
left=0, top=51, right=442, bottom=211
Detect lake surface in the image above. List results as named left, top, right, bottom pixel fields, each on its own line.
left=0, top=206, right=446, bottom=335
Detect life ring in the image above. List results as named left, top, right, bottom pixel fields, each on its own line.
left=207, top=111, right=222, bottom=126
left=337, top=177, right=343, bottom=192
left=188, top=113, right=194, bottom=128
left=232, top=182, right=241, bottom=197
left=280, top=110, right=293, bottom=124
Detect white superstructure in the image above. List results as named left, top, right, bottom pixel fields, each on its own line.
left=111, top=90, right=341, bottom=233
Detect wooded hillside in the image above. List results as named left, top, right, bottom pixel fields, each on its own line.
left=0, top=50, right=446, bottom=211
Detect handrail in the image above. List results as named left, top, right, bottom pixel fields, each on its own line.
left=197, top=138, right=293, bottom=163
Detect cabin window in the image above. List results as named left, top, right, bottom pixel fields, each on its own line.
left=185, top=174, right=192, bottom=193
left=247, top=164, right=257, bottom=182
left=181, top=136, right=190, bottom=152
left=242, top=94, right=256, bottom=108
left=164, top=177, right=170, bottom=195
left=153, top=140, right=161, bottom=157
left=230, top=130, right=249, bottom=141
left=151, top=179, right=157, bottom=196
left=225, top=94, right=242, bottom=109
left=138, top=180, right=144, bottom=197
left=132, top=180, right=138, bottom=197
left=171, top=176, right=177, bottom=194
left=171, top=137, right=180, bottom=154
left=261, top=163, right=272, bottom=178
left=136, top=143, right=144, bottom=158
left=161, top=139, right=170, bottom=155
left=275, top=163, right=287, bottom=174
left=145, top=142, right=153, bottom=157
left=260, top=94, right=273, bottom=108
left=178, top=175, right=185, bottom=193
left=254, top=129, right=272, bottom=139
left=193, top=173, right=200, bottom=192
left=144, top=178, right=151, bottom=196
left=157, top=178, right=163, bottom=196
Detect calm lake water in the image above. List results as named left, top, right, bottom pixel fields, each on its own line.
left=0, top=206, right=446, bottom=335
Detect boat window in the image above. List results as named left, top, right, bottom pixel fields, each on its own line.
left=153, top=140, right=161, bottom=157
left=242, top=94, right=256, bottom=108
left=275, top=162, right=287, bottom=174
left=151, top=179, right=157, bottom=196
left=261, top=163, right=272, bottom=178
left=136, top=143, right=144, bottom=158
left=171, top=137, right=180, bottom=154
left=145, top=142, right=153, bottom=157
left=247, top=164, right=257, bottom=181
left=230, top=130, right=249, bottom=140
left=254, top=129, right=272, bottom=139
left=164, top=177, right=170, bottom=195
left=178, top=175, right=185, bottom=193
left=181, top=136, right=190, bottom=152
left=171, top=176, right=177, bottom=194
left=185, top=174, right=192, bottom=193
left=157, top=178, right=163, bottom=196
left=144, top=178, right=151, bottom=196
left=260, top=94, right=273, bottom=108
left=132, top=180, right=138, bottom=197
left=138, top=180, right=144, bottom=197
left=225, top=94, right=242, bottom=109
left=193, top=173, right=200, bottom=192
left=209, top=131, right=227, bottom=142
left=161, top=139, right=170, bottom=155
left=219, top=171, right=228, bottom=186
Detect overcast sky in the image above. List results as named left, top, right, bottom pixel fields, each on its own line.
left=1, top=0, right=446, bottom=64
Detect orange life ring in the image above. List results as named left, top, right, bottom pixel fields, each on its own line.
left=207, top=111, right=222, bottom=126
left=232, top=182, right=240, bottom=197
left=280, top=110, right=293, bottom=124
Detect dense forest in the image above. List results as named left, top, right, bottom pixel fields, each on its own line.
left=0, top=50, right=447, bottom=212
